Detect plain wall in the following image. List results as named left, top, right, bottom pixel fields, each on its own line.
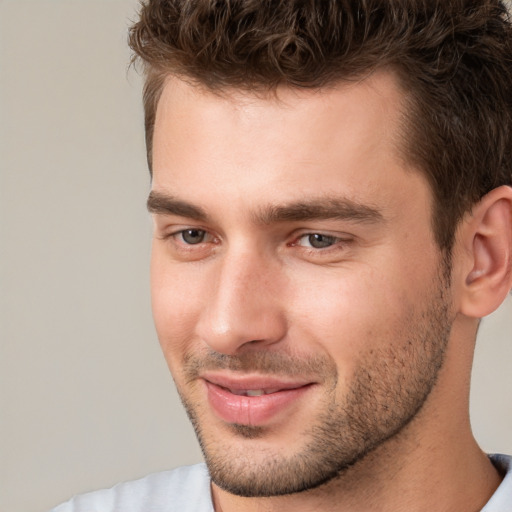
left=0, top=2, right=510, bottom=512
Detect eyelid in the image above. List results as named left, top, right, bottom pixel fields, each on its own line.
left=286, top=231, right=356, bottom=262
left=171, top=227, right=217, bottom=241
left=156, top=223, right=354, bottom=255
left=296, top=233, right=338, bottom=248
left=174, top=228, right=216, bottom=245
left=289, top=230, right=353, bottom=245
left=156, top=225, right=220, bottom=262
left=154, top=220, right=218, bottom=243
left=154, top=219, right=209, bottom=236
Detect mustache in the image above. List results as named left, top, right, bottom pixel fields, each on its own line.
left=183, top=349, right=337, bottom=381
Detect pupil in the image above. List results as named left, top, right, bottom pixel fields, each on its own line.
left=309, top=234, right=334, bottom=249
left=183, top=229, right=205, bottom=244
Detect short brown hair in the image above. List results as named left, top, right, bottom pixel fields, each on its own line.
left=129, top=0, right=512, bottom=251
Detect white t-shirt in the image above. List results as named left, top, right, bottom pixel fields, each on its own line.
left=50, top=463, right=213, bottom=512
left=50, top=454, right=512, bottom=511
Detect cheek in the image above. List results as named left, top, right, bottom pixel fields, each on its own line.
left=150, top=252, right=206, bottom=366
left=286, top=263, right=415, bottom=369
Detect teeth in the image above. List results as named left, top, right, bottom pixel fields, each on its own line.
left=246, top=389, right=265, bottom=397
left=229, top=388, right=280, bottom=396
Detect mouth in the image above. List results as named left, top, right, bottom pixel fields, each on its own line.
left=224, top=388, right=281, bottom=397
left=201, top=373, right=315, bottom=426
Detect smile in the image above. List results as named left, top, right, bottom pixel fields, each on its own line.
left=226, top=388, right=281, bottom=396
left=202, top=374, right=315, bottom=426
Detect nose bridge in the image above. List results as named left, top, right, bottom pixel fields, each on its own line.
left=197, top=245, right=286, bottom=354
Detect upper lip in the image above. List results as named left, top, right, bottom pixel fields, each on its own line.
left=201, top=372, right=314, bottom=393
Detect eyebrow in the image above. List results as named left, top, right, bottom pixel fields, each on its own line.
left=255, top=198, right=384, bottom=225
left=147, top=190, right=384, bottom=225
left=147, top=191, right=208, bottom=221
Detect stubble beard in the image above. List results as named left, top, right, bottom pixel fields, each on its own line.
left=175, top=269, right=452, bottom=498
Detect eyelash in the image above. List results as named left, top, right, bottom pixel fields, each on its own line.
left=172, top=229, right=213, bottom=245
left=291, top=233, right=345, bottom=250
left=161, top=227, right=351, bottom=258
left=159, top=228, right=219, bottom=248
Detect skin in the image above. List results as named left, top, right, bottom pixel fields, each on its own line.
left=149, top=72, right=509, bottom=511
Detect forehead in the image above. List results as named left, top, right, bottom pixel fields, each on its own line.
left=151, top=72, right=429, bottom=224
left=153, top=72, right=406, bottom=157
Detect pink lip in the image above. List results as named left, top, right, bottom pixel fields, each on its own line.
left=202, top=373, right=315, bottom=426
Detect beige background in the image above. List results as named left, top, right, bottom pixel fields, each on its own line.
left=0, top=2, right=511, bottom=512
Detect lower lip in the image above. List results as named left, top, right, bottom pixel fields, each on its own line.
left=204, top=381, right=313, bottom=426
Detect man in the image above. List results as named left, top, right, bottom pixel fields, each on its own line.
left=51, top=1, right=512, bottom=511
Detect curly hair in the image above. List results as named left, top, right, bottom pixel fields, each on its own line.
left=129, top=0, right=512, bottom=251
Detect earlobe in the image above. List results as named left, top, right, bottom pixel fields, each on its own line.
left=459, top=186, right=512, bottom=318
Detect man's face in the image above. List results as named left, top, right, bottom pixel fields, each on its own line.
left=149, top=73, right=453, bottom=496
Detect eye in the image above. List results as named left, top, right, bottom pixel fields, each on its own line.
left=178, top=229, right=208, bottom=244
left=297, top=233, right=339, bottom=249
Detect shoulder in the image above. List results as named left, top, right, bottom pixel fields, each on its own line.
left=482, top=454, right=512, bottom=511
left=49, top=463, right=213, bottom=512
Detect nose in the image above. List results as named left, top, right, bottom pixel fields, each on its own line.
left=195, top=249, right=287, bottom=355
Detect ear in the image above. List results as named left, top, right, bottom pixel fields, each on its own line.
left=458, top=185, right=512, bottom=318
